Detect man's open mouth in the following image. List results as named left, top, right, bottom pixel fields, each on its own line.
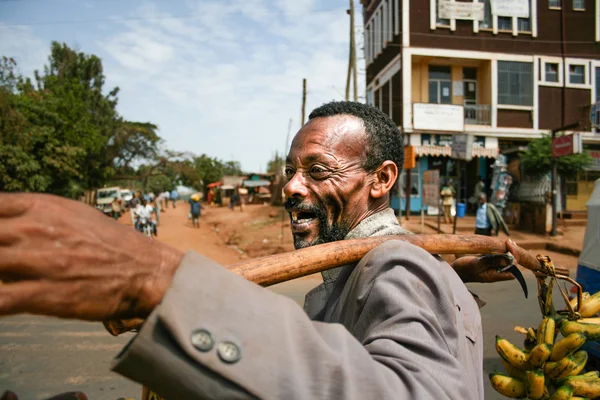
left=289, top=210, right=319, bottom=232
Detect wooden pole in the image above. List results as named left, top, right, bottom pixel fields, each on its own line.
left=301, top=79, right=307, bottom=126
left=345, top=3, right=352, bottom=101
left=281, top=118, right=292, bottom=244
left=350, top=0, right=358, bottom=102
left=104, top=234, right=570, bottom=336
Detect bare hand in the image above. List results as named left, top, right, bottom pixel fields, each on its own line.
left=451, top=239, right=522, bottom=283
left=0, top=193, right=183, bottom=321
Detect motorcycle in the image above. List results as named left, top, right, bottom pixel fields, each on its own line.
left=136, top=217, right=154, bottom=238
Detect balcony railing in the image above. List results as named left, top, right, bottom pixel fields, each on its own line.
left=464, top=105, right=491, bottom=125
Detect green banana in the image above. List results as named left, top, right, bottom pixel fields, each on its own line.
left=561, top=374, right=600, bottom=398
left=529, top=343, right=552, bottom=367
left=489, top=372, right=527, bottom=398
left=525, top=369, right=545, bottom=400
left=538, top=317, right=557, bottom=346
left=561, top=320, right=600, bottom=341
left=550, top=332, right=587, bottom=361
left=548, top=385, right=575, bottom=400
left=496, top=336, right=532, bottom=371
left=579, top=291, right=600, bottom=318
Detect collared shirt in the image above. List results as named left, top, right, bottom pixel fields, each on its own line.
left=476, top=203, right=490, bottom=229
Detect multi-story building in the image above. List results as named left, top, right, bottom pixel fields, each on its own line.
left=361, top=0, right=600, bottom=212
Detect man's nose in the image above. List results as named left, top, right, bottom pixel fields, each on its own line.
left=283, top=172, right=309, bottom=198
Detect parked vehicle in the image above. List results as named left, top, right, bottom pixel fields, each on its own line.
left=95, top=187, right=122, bottom=216
left=120, top=189, right=133, bottom=208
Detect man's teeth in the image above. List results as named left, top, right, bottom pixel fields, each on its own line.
left=291, top=212, right=314, bottom=223
left=292, top=212, right=298, bottom=222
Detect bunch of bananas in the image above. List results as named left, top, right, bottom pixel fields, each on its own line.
left=490, top=290, right=600, bottom=399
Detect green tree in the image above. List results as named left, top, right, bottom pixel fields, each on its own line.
left=267, top=151, right=284, bottom=174
left=521, top=135, right=592, bottom=180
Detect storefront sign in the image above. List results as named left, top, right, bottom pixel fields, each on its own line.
left=439, top=0, right=484, bottom=20
left=413, top=103, right=464, bottom=132
left=552, top=133, right=583, bottom=158
left=451, top=134, right=474, bottom=161
left=421, top=134, right=453, bottom=146
left=403, top=145, right=416, bottom=169
left=587, top=150, right=600, bottom=171
left=491, top=0, right=530, bottom=17
left=453, top=81, right=464, bottom=96
left=423, top=170, right=440, bottom=207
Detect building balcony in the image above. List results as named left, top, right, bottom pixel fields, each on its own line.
left=464, top=104, right=491, bottom=126
left=412, top=103, right=491, bottom=133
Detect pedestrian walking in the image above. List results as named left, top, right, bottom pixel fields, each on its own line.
left=188, top=194, right=203, bottom=228
left=154, top=196, right=162, bottom=226
left=170, top=189, right=179, bottom=208
left=129, top=192, right=141, bottom=225
left=440, top=180, right=455, bottom=224
left=111, top=198, right=121, bottom=220
left=475, top=194, right=510, bottom=236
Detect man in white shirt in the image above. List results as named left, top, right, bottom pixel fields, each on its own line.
left=134, top=200, right=156, bottom=235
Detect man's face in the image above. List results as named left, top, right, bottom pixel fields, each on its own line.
left=283, top=116, right=374, bottom=249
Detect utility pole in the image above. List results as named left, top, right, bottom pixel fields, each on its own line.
left=346, top=0, right=358, bottom=101
left=281, top=118, right=292, bottom=243
left=301, top=78, right=307, bottom=126
left=550, top=122, right=579, bottom=236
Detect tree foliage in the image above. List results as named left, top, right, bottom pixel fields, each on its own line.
left=266, top=151, right=284, bottom=175
left=0, top=43, right=161, bottom=196
left=521, top=135, right=592, bottom=181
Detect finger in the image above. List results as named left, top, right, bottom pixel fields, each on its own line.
left=479, top=270, right=516, bottom=283
left=1, top=391, right=19, bottom=400
left=0, top=248, right=69, bottom=281
left=0, top=193, right=32, bottom=218
left=506, top=239, right=521, bottom=264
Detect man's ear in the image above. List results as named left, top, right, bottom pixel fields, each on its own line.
left=370, top=161, right=399, bottom=199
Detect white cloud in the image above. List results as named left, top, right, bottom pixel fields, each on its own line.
left=0, top=24, right=48, bottom=76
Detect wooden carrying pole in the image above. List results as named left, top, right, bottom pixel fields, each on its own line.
left=104, top=234, right=568, bottom=336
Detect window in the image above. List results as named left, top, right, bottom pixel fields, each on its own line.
left=545, top=63, right=559, bottom=82
left=569, top=64, right=585, bottom=84
left=549, top=0, right=561, bottom=7
left=428, top=66, right=452, bottom=104
left=518, top=17, right=531, bottom=32
left=478, top=0, right=492, bottom=28
left=366, top=88, right=374, bottom=106
left=436, top=0, right=450, bottom=25
left=573, top=0, right=585, bottom=9
left=498, top=16, right=513, bottom=30
left=498, top=61, right=533, bottom=106
left=399, top=168, right=420, bottom=197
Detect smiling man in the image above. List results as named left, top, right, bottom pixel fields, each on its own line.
left=0, top=101, right=519, bottom=399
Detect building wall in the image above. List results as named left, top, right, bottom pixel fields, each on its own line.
left=408, top=0, right=599, bottom=58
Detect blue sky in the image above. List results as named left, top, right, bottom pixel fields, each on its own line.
left=0, top=0, right=365, bottom=173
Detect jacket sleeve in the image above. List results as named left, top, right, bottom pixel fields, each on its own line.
left=112, top=243, right=481, bottom=400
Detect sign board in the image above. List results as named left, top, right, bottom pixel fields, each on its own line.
left=587, top=150, right=600, bottom=171
left=403, top=145, right=416, bottom=170
left=451, top=134, right=474, bottom=161
left=491, top=0, right=530, bottom=17
left=422, top=170, right=440, bottom=208
left=439, top=0, right=484, bottom=20
left=453, top=81, right=464, bottom=96
left=413, top=103, right=464, bottom=132
left=552, top=133, right=583, bottom=158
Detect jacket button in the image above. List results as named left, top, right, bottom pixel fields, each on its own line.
left=217, top=341, right=241, bottom=364
left=191, top=329, right=214, bottom=352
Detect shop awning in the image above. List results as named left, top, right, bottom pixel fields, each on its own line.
left=414, top=145, right=499, bottom=159
left=243, top=179, right=271, bottom=187
left=206, top=181, right=222, bottom=188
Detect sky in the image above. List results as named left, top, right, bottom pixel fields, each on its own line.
left=0, top=0, right=365, bottom=173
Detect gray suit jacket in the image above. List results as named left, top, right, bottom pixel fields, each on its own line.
left=113, top=209, right=483, bottom=399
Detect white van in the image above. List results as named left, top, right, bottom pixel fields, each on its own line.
left=96, top=187, right=122, bottom=215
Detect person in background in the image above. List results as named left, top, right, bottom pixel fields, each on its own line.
left=475, top=193, right=510, bottom=236
left=170, top=189, right=179, bottom=208
left=440, top=179, right=456, bottom=224
left=469, top=176, right=485, bottom=211
left=129, top=192, right=141, bottom=225
left=237, top=185, right=248, bottom=212
left=162, top=191, right=169, bottom=211
left=229, top=189, right=238, bottom=210
left=111, top=197, right=121, bottom=221
left=134, top=200, right=157, bottom=236
left=153, top=195, right=162, bottom=226
left=188, top=194, right=203, bottom=228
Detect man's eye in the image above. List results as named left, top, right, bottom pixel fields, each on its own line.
left=309, top=166, right=328, bottom=176
left=284, top=167, right=295, bottom=177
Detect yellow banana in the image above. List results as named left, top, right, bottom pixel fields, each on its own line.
left=525, top=369, right=545, bottom=400
left=544, top=350, right=588, bottom=380
left=496, top=336, right=532, bottom=371
left=579, top=317, right=600, bottom=324
left=550, top=332, right=587, bottom=361
left=571, top=397, right=590, bottom=400
left=562, top=375, right=600, bottom=398
left=538, top=317, right=556, bottom=346
left=489, top=373, right=527, bottom=398
left=529, top=343, right=552, bottom=367
left=570, top=292, right=590, bottom=310
left=579, top=291, right=600, bottom=318
left=561, top=320, right=600, bottom=341
left=502, top=359, right=527, bottom=381
left=549, top=385, right=574, bottom=400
